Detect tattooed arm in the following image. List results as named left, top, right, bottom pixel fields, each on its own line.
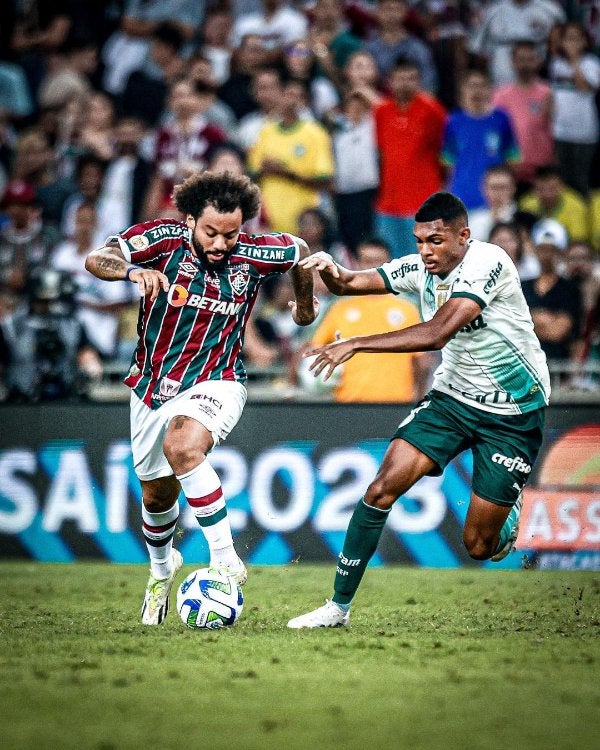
left=85, top=242, right=169, bottom=301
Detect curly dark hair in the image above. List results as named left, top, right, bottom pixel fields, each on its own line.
left=173, top=171, right=261, bottom=222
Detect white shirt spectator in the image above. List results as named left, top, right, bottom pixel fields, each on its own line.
left=332, top=113, right=379, bottom=194
left=231, top=4, right=308, bottom=50
left=51, top=240, right=134, bottom=357
left=550, top=53, right=600, bottom=144
left=469, top=0, right=565, bottom=86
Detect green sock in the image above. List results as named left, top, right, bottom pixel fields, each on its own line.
left=332, top=499, right=390, bottom=606
left=493, top=503, right=521, bottom=555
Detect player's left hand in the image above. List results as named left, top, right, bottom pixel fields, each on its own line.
left=304, top=336, right=356, bottom=380
left=289, top=295, right=320, bottom=326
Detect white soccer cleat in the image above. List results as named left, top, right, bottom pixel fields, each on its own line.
left=287, top=599, right=350, bottom=629
left=491, top=493, right=523, bottom=562
left=210, top=556, right=248, bottom=586
left=141, top=548, right=183, bottom=625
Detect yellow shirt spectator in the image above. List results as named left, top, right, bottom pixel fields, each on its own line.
left=311, top=294, right=425, bottom=402
left=248, top=118, right=334, bottom=234
left=519, top=166, right=590, bottom=243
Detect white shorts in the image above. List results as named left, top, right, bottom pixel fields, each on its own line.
left=130, top=380, right=247, bottom=481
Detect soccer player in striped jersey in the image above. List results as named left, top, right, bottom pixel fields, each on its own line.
left=287, top=191, right=550, bottom=628
left=86, top=171, right=319, bottom=625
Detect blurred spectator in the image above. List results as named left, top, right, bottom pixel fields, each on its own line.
left=468, top=0, right=565, bottom=86
left=330, top=89, right=379, bottom=253
left=364, top=0, right=438, bottom=93
left=36, top=37, right=98, bottom=113
left=60, top=153, right=107, bottom=242
left=217, top=34, right=271, bottom=121
left=10, top=129, right=74, bottom=226
left=442, top=68, right=520, bottom=210
left=248, top=78, right=334, bottom=233
left=0, top=113, right=16, bottom=187
left=0, top=267, right=101, bottom=401
left=235, top=67, right=284, bottom=152
left=142, top=78, right=227, bottom=220
left=562, top=239, right=600, bottom=317
left=51, top=202, right=133, bottom=359
left=10, top=0, right=72, bottom=99
left=119, top=22, right=186, bottom=128
left=303, top=238, right=432, bottom=402
left=522, top=220, right=583, bottom=362
left=414, top=0, right=469, bottom=109
left=187, top=55, right=238, bottom=135
left=199, top=7, right=234, bottom=86
left=0, top=180, right=60, bottom=317
left=101, top=0, right=204, bottom=96
left=468, top=165, right=536, bottom=242
left=492, top=40, right=554, bottom=189
left=370, top=57, right=446, bottom=257
left=231, top=0, right=308, bottom=52
left=549, top=21, right=600, bottom=197
left=282, top=39, right=340, bottom=119
left=95, top=117, right=153, bottom=238
left=296, top=207, right=352, bottom=267
left=592, top=190, right=600, bottom=252
left=0, top=61, right=33, bottom=119
left=306, top=0, right=362, bottom=74
left=519, top=165, right=591, bottom=243
left=0, top=2, right=33, bottom=118
left=76, top=92, right=115, bottom=162
left=576, top=288, right=600, bottom=387
left=488, top=219, right=540, bottom=281
left=340, top=49, right=384, bottom=105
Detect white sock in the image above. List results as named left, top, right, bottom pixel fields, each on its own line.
left=142, top=502, right=179, bottom=579
left=177, top=460, right=239, bottom=568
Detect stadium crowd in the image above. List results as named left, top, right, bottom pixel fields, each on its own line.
left=0, top=0, right=599, bottom=402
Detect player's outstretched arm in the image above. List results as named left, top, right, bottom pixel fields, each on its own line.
left=289, top=239, right=319, bottom=326
left=298, top=251, right=388, bottom=296
left=306, top=297, right=482, bottom=381
left=85, top=243, right=169, bottom=301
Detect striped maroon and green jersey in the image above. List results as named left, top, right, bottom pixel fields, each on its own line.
left=113, top=218, right=300, bottom=409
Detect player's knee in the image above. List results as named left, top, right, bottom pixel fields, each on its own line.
left=364, top=480, right=396, bottom=510
left=143, top=494, right=176, bottom=514
left=463, top=528, right=495, bottom=560
left=163, top=436, right=204, bottom=474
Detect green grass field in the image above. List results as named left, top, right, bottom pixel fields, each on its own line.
left=1, top=562, right=598, bottom=750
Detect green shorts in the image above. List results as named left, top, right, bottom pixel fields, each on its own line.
left=393, top=390, right=545, bottom=507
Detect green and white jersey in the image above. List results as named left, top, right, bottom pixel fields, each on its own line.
left=377, top=239, right=550, bottom=414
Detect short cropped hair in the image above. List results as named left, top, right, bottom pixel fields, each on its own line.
left=174, top=171, right=261, bottom=222
left=415, top=192, right=468, bottom=224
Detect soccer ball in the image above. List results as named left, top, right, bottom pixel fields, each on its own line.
left=298, top=353, right=342, bottom=394
left=176, top=567, right=244, bottom=629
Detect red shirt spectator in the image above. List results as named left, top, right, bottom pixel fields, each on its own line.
left=374, top=64, right=446, bottom=216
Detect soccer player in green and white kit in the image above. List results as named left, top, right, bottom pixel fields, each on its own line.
left=86, top=171, right=318, bottom=625
left=288, top=191, right=550, bottom=629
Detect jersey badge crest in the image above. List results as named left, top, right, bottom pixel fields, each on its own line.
left=129, top=234, right=149, bottom=250
left=435, top=283, right=450, bottom=308
left=158, top=376, right=181, bottom=401
left=229, top=268, right=250, bottom=296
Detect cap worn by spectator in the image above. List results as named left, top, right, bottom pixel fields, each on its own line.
left=1, top=181, right=37, bottom=207
left=531, top=218, right=568, bottom=250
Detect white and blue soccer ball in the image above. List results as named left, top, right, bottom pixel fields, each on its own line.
left=176, top=568, right=243, bottom=629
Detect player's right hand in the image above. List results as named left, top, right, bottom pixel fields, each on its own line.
left=129, top=268, right=170, bottom=301
left=298, top=251, right=340, bottom=278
